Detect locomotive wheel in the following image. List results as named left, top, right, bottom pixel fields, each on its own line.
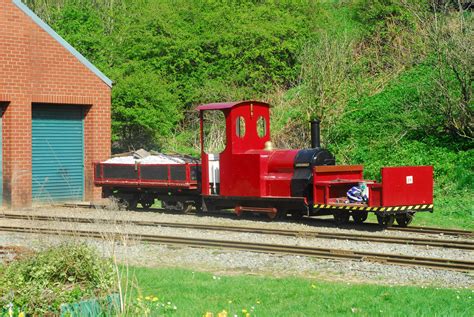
left=352, top=211, right=368, bottom=224
left=377, top=214, right=395, bottom=227
left=290, top=211, right=304, bottom=220
left=333, top=211, right=350, bottom=225
left=396, top=214, right=413, bottom=227
left=266, top=208, right=285, bottom=221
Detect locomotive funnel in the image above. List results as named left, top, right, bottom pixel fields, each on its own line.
left=310, top=119, right=321, bottom=148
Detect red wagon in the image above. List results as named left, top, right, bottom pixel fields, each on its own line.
left=94, top=161, right=200, bottom=212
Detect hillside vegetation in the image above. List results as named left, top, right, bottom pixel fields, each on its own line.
left=25, top=0, right=473, bottom=227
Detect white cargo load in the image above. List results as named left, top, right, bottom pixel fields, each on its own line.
left=103, top=149, right=185, bottom=165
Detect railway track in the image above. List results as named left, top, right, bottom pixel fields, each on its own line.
left=311, top=219, right=474, bottom=237
left=0, top=246, right=15, bottom=256
left=1, top=213, right=473, bottom=250
left=387, top=225, right=473, bottom=236
left=59, top=202, right=474, bottom=238
left=0, top=224, right=472, bottom=272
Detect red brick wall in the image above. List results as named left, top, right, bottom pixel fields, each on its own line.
left=0, top=0, right=111, bottom=207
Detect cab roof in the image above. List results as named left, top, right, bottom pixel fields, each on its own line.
left=196, top=100, right=270, bottom=111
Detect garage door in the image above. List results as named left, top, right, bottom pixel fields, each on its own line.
left=32, top=105, right=84, bottom=201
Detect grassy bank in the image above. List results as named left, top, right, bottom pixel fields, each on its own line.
left=411, top=194, right=474, bottom=230
left=364, top=192, right=474, bottom=230
left=128, top=267, right=473, bottom=316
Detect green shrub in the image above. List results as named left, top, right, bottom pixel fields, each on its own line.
left=0, top=243, right=116, bottom=316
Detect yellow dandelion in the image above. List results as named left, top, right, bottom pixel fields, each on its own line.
left=256, top=300, right=261, bottom=304
left=152, top=297, right=159, bottom=302
left=137, top=297, right=142, bottom=302
left=217, top=310, right=228, bottom=317
left=246, top=313, right=251, bottom=317
left=228, top=300, right=233, bottom=304
left=311, top=284, right=317, bottom=289
left=145, top=296, right=152, bottom=301
left=18, top=313, right=25, bottom=317
left=242, top=308, right=248, bottom=313
left=204, top=312, right=213, bottom=317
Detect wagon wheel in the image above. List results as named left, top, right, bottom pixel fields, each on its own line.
left=162, top=200, right=172, bottom=211
left=333, top=211, right=350, bottom=225
left=377, top=214, right=395, bottom=227
left=117, top=198, right=128, bottom=211
left=194, top=201, right=203, bottom=214
left=140, top=197, right=154, bottom=211
left=396, top=214, right=413, bottom=227
left=173, top=201, right=191, bottom=214
left=352, top=211, right=368, bottom=224
left=126, top=197, right=138, bottom=211
left=162, top=200, right=193, bottom=213
left=181, top=202, right=193, bottom=214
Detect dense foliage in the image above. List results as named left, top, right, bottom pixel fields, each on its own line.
left=0, top=244, right=116, bottom=315
left=25, top=0, right=315, bottom=151
left=24, top=1, right=472, bottom=220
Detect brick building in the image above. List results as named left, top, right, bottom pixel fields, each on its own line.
left=0, top=0, right=112, bottom=207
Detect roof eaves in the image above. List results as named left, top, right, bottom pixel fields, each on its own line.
left=12, top=0, right=113, bottom=88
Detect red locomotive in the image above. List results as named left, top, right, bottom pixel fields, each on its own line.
left=94, top=101, right=434, bottom=227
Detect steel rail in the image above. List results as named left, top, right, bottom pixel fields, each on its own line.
left=1, top=213, right=473, bottom=250
left=387, top=225, right=473, bottom=236
left=0, top=225, right=472, bottom=272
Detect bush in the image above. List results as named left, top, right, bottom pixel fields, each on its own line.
left=0, top=243, right=116, bottom=316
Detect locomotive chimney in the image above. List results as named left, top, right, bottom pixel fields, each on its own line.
left=310, top=119, right=320, bottom=148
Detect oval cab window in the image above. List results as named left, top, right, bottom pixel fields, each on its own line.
left=257, top=116, right=267, bottom=138
left=236, top=116, right=246, bottom=138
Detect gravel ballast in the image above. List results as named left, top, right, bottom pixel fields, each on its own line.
left=0, top=206, right=472, bottom=288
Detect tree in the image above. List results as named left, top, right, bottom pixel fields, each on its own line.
left=112, top=70, right=182, bottom=152
left=407, top=1, right=473, bottom=139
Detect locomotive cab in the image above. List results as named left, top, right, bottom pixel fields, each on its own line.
left=198, top=101, right=273, bottom=198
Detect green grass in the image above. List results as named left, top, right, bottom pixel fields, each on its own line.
left=413, top=211, right=473, bottom=231
left=405, top=193, right=473, bottom=230
left=127, top=267, right=473, bottom=317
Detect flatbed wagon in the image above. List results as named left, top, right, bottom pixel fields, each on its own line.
left=94, top=161, right=201, bottom=212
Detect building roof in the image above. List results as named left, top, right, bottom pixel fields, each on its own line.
left=13, top=0, right=113, bottom=88
left=197, top=101, right=270, bottom=111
